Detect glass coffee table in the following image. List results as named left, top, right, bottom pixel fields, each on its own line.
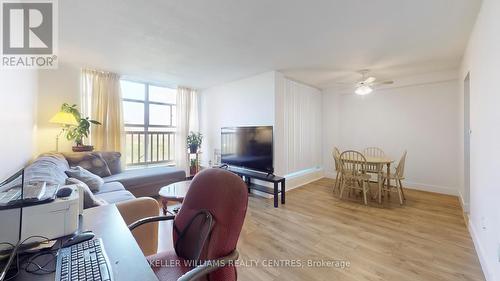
left=158, top=180, right=191, bottom=215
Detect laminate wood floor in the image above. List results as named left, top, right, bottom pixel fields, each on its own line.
left=159, top=178, right=484, bottom=281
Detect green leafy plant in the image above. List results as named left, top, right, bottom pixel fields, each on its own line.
left=190, top=159, right=197, bottom=167
left=61, top=103, right=101, bottom=146
left=186, top=132, right=203, bottom=153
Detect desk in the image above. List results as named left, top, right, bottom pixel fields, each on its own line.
left=341, top=155, right=393, bottom=204
left=13, top=204, right=158, bottom=281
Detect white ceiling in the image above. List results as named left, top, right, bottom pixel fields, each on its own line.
left=59, top=0, right=482, bottom=90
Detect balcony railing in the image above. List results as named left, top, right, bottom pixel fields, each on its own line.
left=125, top=131, right=175, bottom=166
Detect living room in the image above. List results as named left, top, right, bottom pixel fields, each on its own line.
left=1, top=0, right=499, bottom=281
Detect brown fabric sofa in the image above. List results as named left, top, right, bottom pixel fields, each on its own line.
left=26, top=152, right=186, bottom=204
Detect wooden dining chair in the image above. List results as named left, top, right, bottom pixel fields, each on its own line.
left=332, top=147, right=342, bottom=193
left=363, top=147, right=386, bottom=158
left=362, top=147, right=386, bottom=175
left=339, top=150, right=372, bottom=205
left=382, top=150, right=407, bottom=205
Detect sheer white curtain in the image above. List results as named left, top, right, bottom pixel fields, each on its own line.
left=81, top=69, right=124, bottom=153
left=175, top=87, right=199, bottom=174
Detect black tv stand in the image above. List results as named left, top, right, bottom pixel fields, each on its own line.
left=227, top=167, right=285, bottom=208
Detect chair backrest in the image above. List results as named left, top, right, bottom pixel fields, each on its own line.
left=396, top=151, right=407, bottom=178
left=339, top=150, right=367, bottom=176
left=173, top=168, right=248, bottom=281
left=332, top=147, right=341, bottom=171
left=363, top=147, right=386, bottom=158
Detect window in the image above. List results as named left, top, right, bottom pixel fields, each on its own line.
left=121, top=80, right=176, bottom=166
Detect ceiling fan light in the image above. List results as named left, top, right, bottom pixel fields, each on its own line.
left=355, top=85, right=373, bottom=95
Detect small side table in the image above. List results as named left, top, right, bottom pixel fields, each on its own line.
left=158, top=180, right=191, bottom=215
left=187, top=151, right=202, bottom=179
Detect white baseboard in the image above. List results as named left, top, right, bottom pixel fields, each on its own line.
left=401, top=180, right=458, bottom=196
left=285, top=167, right=324, bottom=191
left=323, top=171, right=337, bottom=179
left=458, top=190, right=470, bottom=213
left=468, top=219, right=494, bottom=281
left=251, top=167, right=324, bottom=198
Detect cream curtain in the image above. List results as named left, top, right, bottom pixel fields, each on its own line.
left=81, top=69, right=124, bottom=153
left=175, top=87, right=199, bottom=174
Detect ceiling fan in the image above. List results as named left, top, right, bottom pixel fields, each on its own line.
left=353, top=70, right=394, bottom=95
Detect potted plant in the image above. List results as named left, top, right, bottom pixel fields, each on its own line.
left=61, top=103, right=102, bottom=152
left=190, top=159, right=198, bottom=176
left=186, top=132, right=203, bottom=153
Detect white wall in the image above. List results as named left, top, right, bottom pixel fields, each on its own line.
left=459, top=0, right=500, bottom=279
left=36, top=63, right=81, bottom=155
left=200, top=71, right=323, bottom=190
left=200, top=71, right=276, bottom=167
left=0, top=70, right=38, bottom=180
left=322, top=71, right=460, bottom=196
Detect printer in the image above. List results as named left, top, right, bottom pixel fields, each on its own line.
left=0, top=185, right=81, bottom=250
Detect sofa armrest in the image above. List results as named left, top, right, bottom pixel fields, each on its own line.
left=116, top=197, right=160, bottom=256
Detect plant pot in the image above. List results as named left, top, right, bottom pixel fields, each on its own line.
left=72, top=145, right=94, bottom=152
left=190, top=165, right=197, bottom=176
left=189, top=145, right=198, bottom=154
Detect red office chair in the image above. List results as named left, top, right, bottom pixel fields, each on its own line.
left=128, top=168, right=249, bottom=281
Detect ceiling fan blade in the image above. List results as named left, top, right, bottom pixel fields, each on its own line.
left=373, top=80, right=394, bottom=85
left=364, top=77, right=376, bottom=84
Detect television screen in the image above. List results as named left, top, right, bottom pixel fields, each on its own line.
left=221, top=126, right=273, bottom=173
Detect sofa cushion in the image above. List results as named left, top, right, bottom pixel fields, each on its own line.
left=25, top=153, right=69, bottom=185
left=98, top=152, right=122, bottom=175
left=63, top=152, right=112, bottom=177
left=66, top=178, right=107, bottom=209
left=95, top=190, right=135, bottom=204
left=102, top=166, right=186, bottom=194
left=94, top=181, right=126, bottom=195
left=65, top=166, right=104, bottom=192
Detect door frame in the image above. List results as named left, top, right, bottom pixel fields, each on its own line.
left=463, top=72, right=471, bottom=213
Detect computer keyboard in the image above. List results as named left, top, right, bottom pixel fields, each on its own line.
left=55, top=238, right=113, bottom=281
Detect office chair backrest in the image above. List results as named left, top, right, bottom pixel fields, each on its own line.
left=173, top=168, right=248, bottom=281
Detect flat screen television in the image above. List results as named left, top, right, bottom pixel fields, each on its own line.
left=221, top=126, right=274, bottom=174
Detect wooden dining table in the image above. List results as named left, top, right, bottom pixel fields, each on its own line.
left=340, top=155, right=394, bottom=203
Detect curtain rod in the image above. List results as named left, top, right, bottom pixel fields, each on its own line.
left=81, top=67, right=118, bottom=76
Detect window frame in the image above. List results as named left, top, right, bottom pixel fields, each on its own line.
left=121, top=79, right=176, bottom=165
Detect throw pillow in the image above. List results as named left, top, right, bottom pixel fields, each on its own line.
left=97, top=152, right=122, bottom=175
left=63, top=152, right=112, bottom=177
left=65, top=178, right=107, bottom=209
left=65, top=166, right=104, bottom=192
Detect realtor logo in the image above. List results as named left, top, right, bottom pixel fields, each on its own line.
left=1, top=0, right=58, bottom=68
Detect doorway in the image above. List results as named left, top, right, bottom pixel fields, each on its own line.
left=463, top=73, right=471, bottom=213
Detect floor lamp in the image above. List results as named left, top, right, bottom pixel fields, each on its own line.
left=49, top=111, right=78, bottom=152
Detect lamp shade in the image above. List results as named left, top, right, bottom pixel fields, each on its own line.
left=49, top=111, right=78, bottom=126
